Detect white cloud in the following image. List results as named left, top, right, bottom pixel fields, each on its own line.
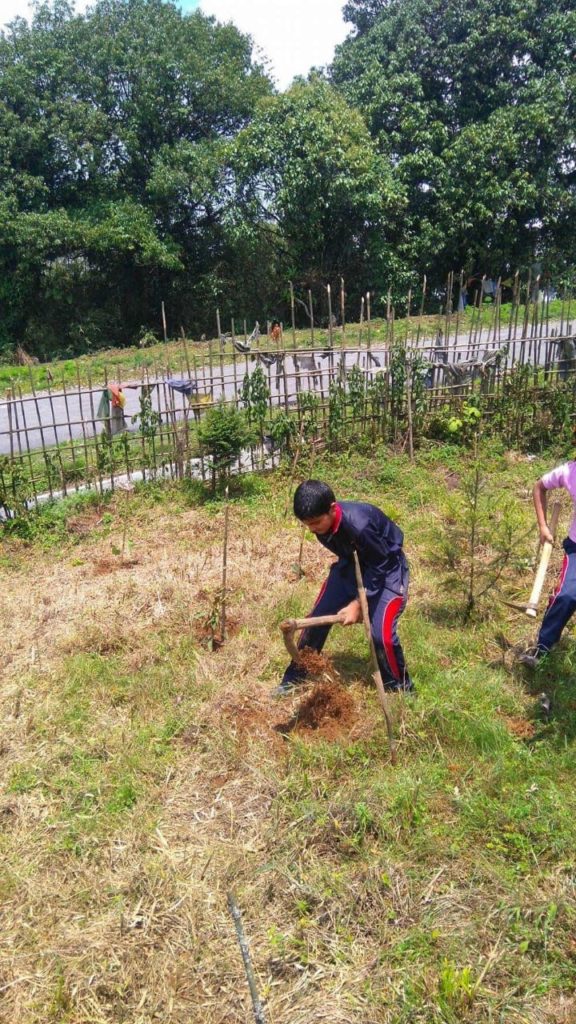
left=198, top=0, right=350, bottom=89
left=1, top=0, right=90, bottom=29
left=1, top=0, right=351, bottom=89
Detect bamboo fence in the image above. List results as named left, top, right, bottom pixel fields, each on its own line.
left=1, top=276, right=574, bottom=517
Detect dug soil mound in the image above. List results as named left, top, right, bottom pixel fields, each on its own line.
left=277, top=681, right=357, bottom=740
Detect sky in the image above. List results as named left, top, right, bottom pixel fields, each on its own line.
left=1, top=0, right=351, bottom=89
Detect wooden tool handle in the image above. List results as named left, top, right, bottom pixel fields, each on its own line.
left=526, top=501, right=561, bottom=617
left=280, top=615, right=342, bottom=632
left=280, top=615, right=342, bottom=663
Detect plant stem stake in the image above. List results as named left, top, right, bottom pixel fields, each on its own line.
left=220, top=484, right=229, bottom=641
left=352, top=550, right=397, bottom=764
left=226, top=891, right=267, bottom=1024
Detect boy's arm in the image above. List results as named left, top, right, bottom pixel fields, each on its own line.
left=533, top=480, right=554, bottom=545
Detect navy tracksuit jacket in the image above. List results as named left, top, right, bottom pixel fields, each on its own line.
left=283, top=501, right=411, bottom=690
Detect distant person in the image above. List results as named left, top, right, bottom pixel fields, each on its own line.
left=519, top=460, right=576, bottom=667
left=275, top=480, right=413, bottom=696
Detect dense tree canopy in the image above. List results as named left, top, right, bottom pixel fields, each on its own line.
left=331, top=0, right=576, bottom=284
left=0, top=0, right=271, bottom=355
left=230, top=79, right=405, bottom=315
left=0, top=0, right=574, bottom=356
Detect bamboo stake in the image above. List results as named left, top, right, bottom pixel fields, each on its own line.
left=16, top=383, right=39, bottom=508
left=340, top=276, right=346, bottom=335
left=454, top=268, right=463, bottom=348
left=28, top=368, right=54, bottom=499
left=416, top=275, right=426, bottom=348
left=289, top=281, right=296, bottom=345
left=61, top=375, right=80, bottom=491
left=308, top=289, right=315, bottom=346
left=366, top=291, right=371, bottom=349
left=352, top=550, right=397, bottom=764
left=161, top=301, right=167, bottom=343
left=226, top=892, right=267, bottom=1024
left=220, top=485, right=229, bottom=642
left=75, top=365, right=93, bottom=488
left=6, top=388, right=14, bottom=462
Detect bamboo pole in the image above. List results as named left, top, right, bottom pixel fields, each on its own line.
left=308, top=289, right=315, bottom=346
left=75, top=365, right=93, bottom=487
left=220, top=485, right=230, bottom=642
left=6, top=388, right=14, bottom=462
left=16, top=383, right=39, bottom=508
left=161, top=301, right=167, bottom=343
left=289, top=281, right=296, bottom=346
left=226, top=892, right=267, bottom=1024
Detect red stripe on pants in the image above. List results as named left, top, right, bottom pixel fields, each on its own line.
left=547, top=553, right=569, bottom=611
left=382, top=596, right=403, bottom=680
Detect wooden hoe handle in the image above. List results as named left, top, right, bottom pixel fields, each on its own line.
left=526, top=501, right=561, bottom=618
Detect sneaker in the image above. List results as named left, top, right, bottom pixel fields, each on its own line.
left=384, top=679, right=415, bottom=694
left=270, top=678, right=304, bottom=699
left=516, top=651, right=539, bottom=669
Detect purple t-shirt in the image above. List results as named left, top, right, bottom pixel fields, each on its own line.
left=541, top=462, right=576, bottom=540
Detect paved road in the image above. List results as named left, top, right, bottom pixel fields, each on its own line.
left=0, top=327, right=567, bottom=457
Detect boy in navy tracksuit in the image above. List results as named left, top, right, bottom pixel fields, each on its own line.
left=277, top=479, right=412, bottom=695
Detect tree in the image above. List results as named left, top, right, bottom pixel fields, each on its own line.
left=0, top=0, right=272, bottom=356
left=229, top=78, right=406, bottom=313
left=331, top=0, right=576, bottom=283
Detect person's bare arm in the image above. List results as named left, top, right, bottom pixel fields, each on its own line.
left=533, top=480, right=554, bottom=545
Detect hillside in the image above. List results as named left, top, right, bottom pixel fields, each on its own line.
left=1, top=445, right=576, bottom=1023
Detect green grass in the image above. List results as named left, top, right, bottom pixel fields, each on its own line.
left=2, top=442, right=576, bottom=1021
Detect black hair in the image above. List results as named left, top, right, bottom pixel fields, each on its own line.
left=293, top=480, right=335, bottom=520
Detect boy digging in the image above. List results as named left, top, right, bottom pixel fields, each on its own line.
left=275, top=480, right=413, bottom=696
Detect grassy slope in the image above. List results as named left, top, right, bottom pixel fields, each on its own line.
left=1, top=442, right=576, bottom=1023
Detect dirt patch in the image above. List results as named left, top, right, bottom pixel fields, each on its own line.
left=66, top=509, right=105, bottom=535
left=276, top=681, right=357, bottom=740
left=93, top=556, right=140, bottom=575
left=297, top=646, right=341, bottom=682
left=502, top=715, right=536, bottom=740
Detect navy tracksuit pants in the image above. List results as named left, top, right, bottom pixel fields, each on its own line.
left=537, top=537, right=576, bottom=655
left=282, top=557, right=411, bottom=690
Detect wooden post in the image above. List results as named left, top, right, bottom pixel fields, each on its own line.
left=289, top=281, right=296, bottom=345
left=76, top=364, right=93, bottom=488
left=416, top=275, right=427, bottom=348
left=220, top=485, right=229, bottom=642
left=16, top=384, right=39, bottom=508
left=161, top=301, right=167, bottom=343
left=6, top=388, right=14, bottom=462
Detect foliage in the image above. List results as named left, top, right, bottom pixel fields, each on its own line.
left=442, top=455, right=525, bottom=619
left=230, top=78, right=403, bottom=313
left=197, top=401, right=252, bottom=487
left=0, top=0, right=272, bottom=355
left=240, top=366, right=270, bottom=434
left=429, top=400, right=483, bottom=445
left=331, top=0, right=576, bottom=283
left=268, top=410, right=298, bottom=455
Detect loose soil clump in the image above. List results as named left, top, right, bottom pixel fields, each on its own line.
left=277, top=681, right=357, bottom=740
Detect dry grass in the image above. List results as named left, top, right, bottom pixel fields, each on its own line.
left=2, top=452, right=576, bottom=1022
